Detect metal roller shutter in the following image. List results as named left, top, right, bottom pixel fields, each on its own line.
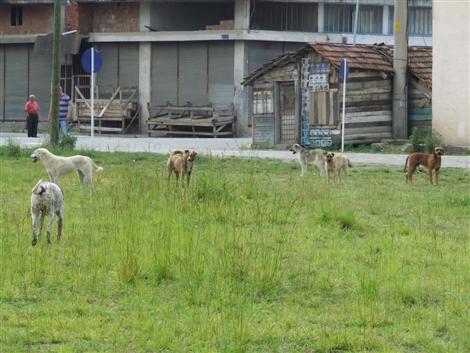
left=29, top=47, right=52, bottom=121
left=118, top=43, right=139, bottom=88
left=178, top=42, right=208, bottom=105
left=247, top=41, right=283, bottom=73
left=151, top=43, right=178, bottom=105
left=208, top=42, right=234, bottom=107
left=96, top=43, right=118, bottom=89
left=0, top=46, right=4, bottom=120
left=5, top=45, right=28, bottom=119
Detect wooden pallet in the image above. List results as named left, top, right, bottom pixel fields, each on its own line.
left=75, top=86, right=140, bottom=134
left=147, top=103, right=235, bottom=138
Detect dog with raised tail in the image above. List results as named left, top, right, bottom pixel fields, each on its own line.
left=30, top=148, right=103, bottom=193
left=289, top=143, right=326, bottom=177
left=324, top=152, right=352, bottom=183
left=404, top=146, right=444, bottom=185
left=31, top=179, right=64, bottom=246
left=167, top=149, right=198, bottom=185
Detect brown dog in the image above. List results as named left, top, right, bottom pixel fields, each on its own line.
left=166, top=149, right=198, bottom=185
left=404, top=146, right=444, bottom=185
left=324, top=151, right=352, bottom=183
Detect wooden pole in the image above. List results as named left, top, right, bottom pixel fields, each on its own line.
left=49, top=0, right=61, bottom=144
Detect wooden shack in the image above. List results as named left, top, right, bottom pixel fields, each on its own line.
left=243, top=42, right=432, bottom=148
left=379, top=46, right=432, bottom=135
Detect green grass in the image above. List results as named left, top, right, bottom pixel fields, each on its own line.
left=0, top=147, right=469, bottom=353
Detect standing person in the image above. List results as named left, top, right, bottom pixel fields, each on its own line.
left=24, top=95, right=40, bottom=138
left=50, top=86, right=73, bottom=134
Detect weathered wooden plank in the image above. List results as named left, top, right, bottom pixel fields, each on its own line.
left=344, top=132, right=392, bottom=141
left=345, top=104, right=391, bottom=113
left=345, top=114, right=392, bottom=124
left=346, top=99, right=391, bottom=108
left=345, top=126, right=392, bottom=135
left=345, top=121, right=392, bottom=129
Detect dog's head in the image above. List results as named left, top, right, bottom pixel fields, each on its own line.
left=289, top=143, right=304, bottom=155
left=187, top=149, right=198, bottom=162
left=30, top=148, right=48, bottom=163
left=433, top=146, right=445, bottom=156
left=324, top=151, right=335, bottom=162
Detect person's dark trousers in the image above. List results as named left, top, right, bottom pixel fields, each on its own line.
left=27, top=114, right=39, bottom=137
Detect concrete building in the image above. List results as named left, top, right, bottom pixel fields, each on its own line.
left=0, top=0, right=433, bottom=136
left=432, top=0, right=470, bottom=147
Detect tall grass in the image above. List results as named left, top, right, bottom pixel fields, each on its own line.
left=0, top=147, right=469, bottom=352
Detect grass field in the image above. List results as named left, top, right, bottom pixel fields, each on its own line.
left=0, top=146, right=469, bottom=353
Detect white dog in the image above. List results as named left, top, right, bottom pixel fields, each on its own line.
left=289, top=143, right=326, bottom=176
left=324, top=152, right=352, bottom=183
left=31, top=179, right=64, bottom=246
left=31, top=148, right=103, bottom=193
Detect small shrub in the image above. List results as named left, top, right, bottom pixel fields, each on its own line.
left=409, top=127, right=422, bottom=152
left=423, top=128, right=442, bottom=153
left=316, top=207, right=358, bottom=231
left=5, top=139, right=21, bottom=158
left=58, top=133, right=77, bottom=150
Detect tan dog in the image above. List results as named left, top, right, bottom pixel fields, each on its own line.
left=289, top=143, right=326, bottom=176
left=404, top=146, right=444, bottom=185
left=324, top=152, right=352, bottom=183
left=167, top=149, right=198, bottom=185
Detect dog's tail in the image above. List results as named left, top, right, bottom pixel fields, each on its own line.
left=404, top=156, right=409, bottom=172
left=89, top=158, right=104, bottom=172
left=348, top=158, right=353, bottom=168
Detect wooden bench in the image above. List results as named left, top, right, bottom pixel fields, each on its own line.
left=147, top=103, right=236, bottom=138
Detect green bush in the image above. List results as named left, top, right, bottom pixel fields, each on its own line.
left=409, top=127, right=422, bottom=152
left=424, top=128, right=442, bottom=153
left=58, top=133, right=77, bottom=150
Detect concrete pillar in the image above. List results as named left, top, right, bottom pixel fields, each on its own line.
left=392, top=0, right=408, bottom=139
left=318, top=2, right=324, bottom=32
left=138, top=1, right=151, bottom=133
left=382, top=5, right=390, bottom=35
left=233, top=0, right=250, bottom=136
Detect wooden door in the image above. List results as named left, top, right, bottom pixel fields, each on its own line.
left=279, top=82, right=298, bottom=144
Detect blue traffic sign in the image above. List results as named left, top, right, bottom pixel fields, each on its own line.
left=81, top=48, right=102, bottom=74
left=339, top=59, right=349, bottom=82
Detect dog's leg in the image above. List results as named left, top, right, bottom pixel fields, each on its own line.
left=186, top=172, right=191, bottom=186
left=46, top=211, right=54, bottom=244
left=56, top=209, right=63, bottom=241
left=38, top=210, right=45, bottom=238
left=32, top=211, right=38, bottom=246
left=429, top=169, right=434, bottom=185
left=435, top=169, right=439, bottom=185
left=77, top=170, right=85, bottom=194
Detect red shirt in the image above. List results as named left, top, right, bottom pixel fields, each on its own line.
left=25, top=101, right=40, bottom=115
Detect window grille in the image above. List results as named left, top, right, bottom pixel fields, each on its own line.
left=388, top=6, right=432, bottom=36
left=253, top=89, right=273, bottom=115
left=324, top=4, right=382, bottom=34
left=251, top=2, right=318, bottom=32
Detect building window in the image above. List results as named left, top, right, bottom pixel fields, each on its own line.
left=251, top=2, right=318, bottom=32
left=409, top=7, right=432, bottom=35
left=10, top=6, right=23, bottom=26
left=388, top=7, right=432, bottom=36
left=253, top=89, right=273, bottom=115
left=324, top=4, right=382, bottom=34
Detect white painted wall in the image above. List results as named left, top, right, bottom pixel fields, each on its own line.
left=432, top=1, right=470, bottom=147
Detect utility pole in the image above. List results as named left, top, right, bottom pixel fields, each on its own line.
left=392, top=0, right=408, bottom=139
left=49, top=0, right=61, bottom=144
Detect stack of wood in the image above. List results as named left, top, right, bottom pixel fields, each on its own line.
left=206, top=20, right=234, bottom=30
left=76, top=100, right=137, bottom=119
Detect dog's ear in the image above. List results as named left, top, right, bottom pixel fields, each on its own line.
left=184, top=149, right=189, bottom=154
left=331, top=153, right=335, bottom=157
left=323, top=151, right=328, bottom=155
